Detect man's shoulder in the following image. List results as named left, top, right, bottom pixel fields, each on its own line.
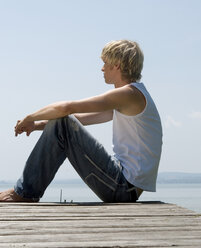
left=111, top=84, right=146, bottom=116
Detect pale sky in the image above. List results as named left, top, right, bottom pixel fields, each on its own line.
left=0, top=0, right=201, bottom=181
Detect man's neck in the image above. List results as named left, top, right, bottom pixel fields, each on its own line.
left=114, top=80, right=129, bottom=88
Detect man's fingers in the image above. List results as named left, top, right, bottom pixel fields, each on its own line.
left=26, top=131, right=31, bottom=136
left=14, top=120, right=22, bottom=135
left=15, top=127, right=24, bottom=137
left=14, top=119, right=34, bottom=137
left=15, top=120, right=21, bottom=128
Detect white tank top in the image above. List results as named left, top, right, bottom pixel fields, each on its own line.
left=113, top=82, right=162, bottom=192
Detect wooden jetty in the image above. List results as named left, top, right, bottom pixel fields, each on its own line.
left=0, top=201, right=201, bottom=247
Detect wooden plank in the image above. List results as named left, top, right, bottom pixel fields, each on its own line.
left=0, top=202, right=201, bottom=247
left=0, top=239, right=201, bottom=247
left=0, top=218, right=200, bottom=230
left=0, top=202, right=197, bottom=217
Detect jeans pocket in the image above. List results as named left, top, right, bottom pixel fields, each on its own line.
left=85, top=173, right=115, bottom=202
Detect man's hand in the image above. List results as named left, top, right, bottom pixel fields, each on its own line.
left=15, top=118, right=35, bottom=137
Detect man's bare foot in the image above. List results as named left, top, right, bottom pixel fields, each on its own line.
left=0, top=189, right=37, bottom=202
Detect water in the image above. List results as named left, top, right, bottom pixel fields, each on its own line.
left=140, top=183, right=201, bottom=213
left=1, top=182, right=201, bottom=214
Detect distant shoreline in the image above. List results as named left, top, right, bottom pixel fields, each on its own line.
left=1, top=172, right=201, bottom=185
left=157, top=172, right=201, bottom=184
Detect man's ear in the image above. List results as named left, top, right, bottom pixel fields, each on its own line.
left=114, top=64, right=120, bottom=70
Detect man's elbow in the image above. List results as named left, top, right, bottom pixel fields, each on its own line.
left=56, top=101, right=73, bottom=117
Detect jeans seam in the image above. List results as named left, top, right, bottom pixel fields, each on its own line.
left=85, top=173, right=115, bottom=191
left=126, top=187, right=136, bottom=193
left=84, top=154, right=119, bottom=185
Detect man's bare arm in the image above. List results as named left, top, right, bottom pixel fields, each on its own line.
left=15, top=85, right=143, bottom=135
left=74, top=110, right=113, bottom=126
left=34, top=120, right=49, bottom=130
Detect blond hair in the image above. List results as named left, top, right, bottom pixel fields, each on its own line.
left=101, top=40, right=144, bottom=82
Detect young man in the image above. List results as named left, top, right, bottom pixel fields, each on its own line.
left=0, top=40, right=162, bottom=203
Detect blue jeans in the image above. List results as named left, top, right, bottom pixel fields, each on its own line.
left=15, top=115, right=138, bottom=202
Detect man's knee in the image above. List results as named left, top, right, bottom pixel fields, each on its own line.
left=45, top=115, right=79, bottom=132
left=44, top=117, right=65, bottom=133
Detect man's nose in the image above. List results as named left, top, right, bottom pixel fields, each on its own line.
left=101, top=65, right=105, bottom=72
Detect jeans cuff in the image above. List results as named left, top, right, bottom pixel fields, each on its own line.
left=14, top=186, right=40, bottom=202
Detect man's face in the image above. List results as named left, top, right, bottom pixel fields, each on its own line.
left=101, top=60, right=119, bottom=84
